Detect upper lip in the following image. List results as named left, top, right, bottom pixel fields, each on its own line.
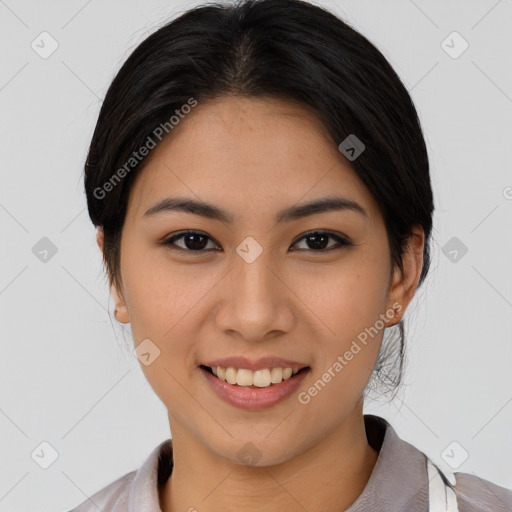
left=202, top=356, right=309, bottom=371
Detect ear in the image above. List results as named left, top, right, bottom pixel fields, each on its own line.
left=96, top=227, right=130, bottom=324
left=385, top=225, right=425, bottom=327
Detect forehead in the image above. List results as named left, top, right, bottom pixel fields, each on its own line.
left=125, top=96, right=380, bottom=224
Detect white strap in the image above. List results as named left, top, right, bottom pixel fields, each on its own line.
left=427, top=459, right=459, bottom=512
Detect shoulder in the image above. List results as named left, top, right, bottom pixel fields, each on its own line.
left=67, top=470, right=136, bottom=512
left=65, top=439, right=172, bottom=512
left=453, top=470, right=512, bottom=512
left=364, top=415, right=512, bottom=512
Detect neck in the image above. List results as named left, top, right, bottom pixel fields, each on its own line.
left=160, top=403, right=378, bottom=512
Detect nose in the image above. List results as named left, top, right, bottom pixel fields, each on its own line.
left=214, top=246, right=295, bottom=343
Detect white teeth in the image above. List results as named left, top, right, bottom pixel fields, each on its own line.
left=209, top=366, right=306, bottom=388
left=225, top=367, right=237, bottom=385
left=282, top=368, right=293, bottom=380
left=253, top=369, right=271, bottom=388
left=270, top=367, right=282, bottom=383
left=236, top=368, right=253, bottom=387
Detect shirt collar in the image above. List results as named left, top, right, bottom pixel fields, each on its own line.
left=346, top=414, right=429, bottom=511
left=127, top=438, right=172, bottom=511
left=127, top=414, right=429, bottom=511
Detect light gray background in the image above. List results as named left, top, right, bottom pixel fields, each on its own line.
left=0, top=1, right=511, bottom=511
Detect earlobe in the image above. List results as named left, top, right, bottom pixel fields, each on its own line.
left=97, top=227, right=130, bottom=324
left=96, top=226, right=104, bottom=253
left=385, top=226, right=425, bottom=327
left=111, top=282, right=130, bottom=324
left=385, top=298, right=403, bottom=328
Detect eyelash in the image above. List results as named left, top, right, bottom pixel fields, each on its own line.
left=160, top=230, right=352, bottom=253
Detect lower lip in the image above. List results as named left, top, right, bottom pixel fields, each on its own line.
left=200, top=366, right=310, bottom=410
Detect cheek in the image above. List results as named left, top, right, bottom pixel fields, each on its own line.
left=293, top=249, right=390, bottom=391
left=295, top=253, right=390, bottom=341
left=120, top=246, right=206, bottom=340
left=119, top=247, right=215, bottom=398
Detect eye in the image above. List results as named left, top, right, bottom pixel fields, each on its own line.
left=291, top=231, right=352, bottom=252
left=161, top=230, right=351, bottom=253
left=161, top=231, right=220, bottom=252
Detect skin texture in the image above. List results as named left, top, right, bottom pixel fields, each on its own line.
left=96, top=96, right=424, bottom=511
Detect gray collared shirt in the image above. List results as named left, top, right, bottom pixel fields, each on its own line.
left=67, top=414, right=512, bottom=511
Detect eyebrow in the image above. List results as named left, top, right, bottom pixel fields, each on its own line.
left=143, top=196, right=368, bottom=223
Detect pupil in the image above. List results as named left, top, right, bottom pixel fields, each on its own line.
left=307, top=233, right=328, bottom=250
left=185, top=233, right=208, bottom=250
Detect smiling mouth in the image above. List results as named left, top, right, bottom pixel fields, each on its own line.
left=200, top=364, right=310, bottom=388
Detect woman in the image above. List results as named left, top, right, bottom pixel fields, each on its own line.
left=70, top=0, right=512, bottom=510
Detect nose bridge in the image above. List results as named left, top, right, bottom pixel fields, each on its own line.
left=233, top=242, right=278, bottom=311
left=216, top=238, right=293, bottom=340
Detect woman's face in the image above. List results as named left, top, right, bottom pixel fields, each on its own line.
left=104, top=96, right=423, bottom=465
